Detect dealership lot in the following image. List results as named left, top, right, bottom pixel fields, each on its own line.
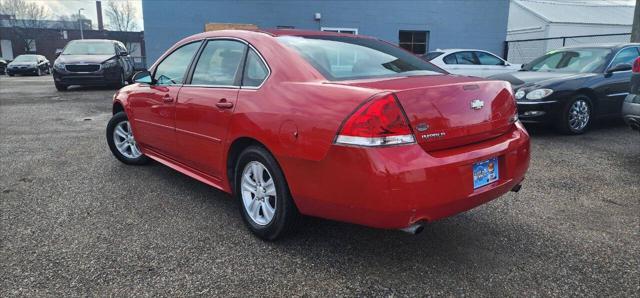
left=1, top=76, right=638, bottom=296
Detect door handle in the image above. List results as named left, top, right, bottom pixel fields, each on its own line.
left=162, top=94, right=173, bottom=102
left=216, top=98, right=234, bottom=109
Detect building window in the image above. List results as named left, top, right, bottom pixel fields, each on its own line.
left=399, top=30, right=429, bottom=54
left=24, top=39, right=36, bottom=52
left=321, top=27, right=358, bottom=35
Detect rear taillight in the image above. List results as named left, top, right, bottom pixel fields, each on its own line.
left=633, top=57, right=640, bottom=73
left=335, top=93, right=415, bottom=147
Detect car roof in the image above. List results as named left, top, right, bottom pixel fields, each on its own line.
left=187, top=28, right=376, bottom=41
left=69, top=39, right=116, bottom=43
left=560, top=43, right=640, bottom=50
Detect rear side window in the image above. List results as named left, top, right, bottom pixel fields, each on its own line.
left=154, top=41, right=202, bottom=85
left=476, top=51, right=504, bottom=65
left=242, top=49, right=269, bottom=87
left=454, top=52, right=478, bottom=65
left=277, top=35, right=443, bottom=80
left=424, top=51, right=443, bottom=61
left=191, top=40, right=246, bottom=86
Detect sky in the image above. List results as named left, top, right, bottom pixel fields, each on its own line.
left=26, top=0, right=144, bottom=30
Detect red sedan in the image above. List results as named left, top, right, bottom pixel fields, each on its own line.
left=106, top=29, right=530, bottom=240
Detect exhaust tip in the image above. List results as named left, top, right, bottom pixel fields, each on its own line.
left=399, top=222, right=425, bottom=235
left=511, top=183, right=522, bottom=193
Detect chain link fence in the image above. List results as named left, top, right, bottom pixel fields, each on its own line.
left=505, top=33, right=632, bottom=64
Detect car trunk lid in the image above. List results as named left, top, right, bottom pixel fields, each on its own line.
left=330, top=75, right=517, bottom=151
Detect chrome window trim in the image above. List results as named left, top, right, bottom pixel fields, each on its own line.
left=605, top=46, right=640, bottom=71
left=516, top=100, right=557, bottom=105
left=180, top=37, right=271, bottom=90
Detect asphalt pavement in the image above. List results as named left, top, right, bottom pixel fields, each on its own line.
left=1, top=75, right=638, bottom=296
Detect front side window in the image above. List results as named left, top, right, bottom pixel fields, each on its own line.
left=277, top=35, right=443, bottom=81
left=242, top=49, right=269, bottom=87
left=154, top=41, right=202, bottom=85
left=399, top=30, right=428, bottom=54
left=609, top=47, right=640, bottom=68
left=62, top=41, right=114, bottom=55
left=191, top=40, right=246, bottom=86
left=525, top=48, right=611, bottom=73
left=476, top=51, right=504, bottom=65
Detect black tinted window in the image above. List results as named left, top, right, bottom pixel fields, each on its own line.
left=242, top=49, right=269, bottom=87
left=443, top=54, right=457, bottom=64
left=277, top=35, right=443, bottom=80
left=154, top=41, right=202, bottom=85
left=191, top=40, right=246, bottom=86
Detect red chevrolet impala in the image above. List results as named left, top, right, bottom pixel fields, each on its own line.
left=106, top=29, right=530, bottom=240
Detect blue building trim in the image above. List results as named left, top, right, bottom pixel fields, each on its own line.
left=142, top=0, right=509, bottom=64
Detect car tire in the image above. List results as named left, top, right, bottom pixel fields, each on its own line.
left=106, top=112, right=150, bottom=165
left=113, top=71, right=126, bottom=89
left=8, top=73, right=13, bottom=77
left=557, top=95, right=592, bottom=135
left=235, top=145, right=299, bottom=240
left=55, top=82, right=67, bottom=91
left=36, top=67, right=41, bottom=76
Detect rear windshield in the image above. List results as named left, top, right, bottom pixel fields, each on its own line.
left=62, top=41, right=114, bottom=55
left=277, top=35, right=443, bottom=80
left=423, top=51, right=444, bottom=61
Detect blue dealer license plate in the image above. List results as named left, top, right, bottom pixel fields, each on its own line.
left=473, top=157, right=499, bottom=189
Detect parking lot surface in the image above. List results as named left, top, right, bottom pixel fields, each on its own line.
left=1, top=75, right=638, bottom=296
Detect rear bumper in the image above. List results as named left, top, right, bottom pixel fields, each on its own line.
left=622, top=99, right=640, bottom=131
left=282, top=122, right=530, bottom=229
left=516, top=100, right=559, bottom=124
left=53, top=67, right=121, bottom=86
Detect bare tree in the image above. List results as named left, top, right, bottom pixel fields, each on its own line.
left=0, top=0, right=51, bottom=52
left=632, top=0, right=640, bottom=42
left=105, top=0, right=138, bottom=32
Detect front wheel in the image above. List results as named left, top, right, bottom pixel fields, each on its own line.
left=106, top=112, right=150, bottom=165
left=55, top=82, right=67, bottom=91
left=235, top=146, right=299, bottom=240
left=36, top=67, right=41, bottom=76
left=557, top=95, right=592, bottom=134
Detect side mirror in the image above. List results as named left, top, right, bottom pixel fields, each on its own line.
left=132, top=70, right=153, bottom=84
left=119, top=51, right=128, bottom=57
left=606, top=63, right=632, bottom=73
left=55, top=49, right=63, bottom=57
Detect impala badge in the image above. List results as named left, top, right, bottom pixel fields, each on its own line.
left=470, top=99, right=485, bottom=110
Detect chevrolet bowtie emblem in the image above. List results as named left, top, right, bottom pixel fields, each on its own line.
left=470, top=99, right=485, bottom=110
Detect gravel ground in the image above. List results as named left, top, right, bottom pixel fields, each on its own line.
left=1, top=75, right=638, bottom=297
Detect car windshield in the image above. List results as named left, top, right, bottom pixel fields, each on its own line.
left=62, top=41, right=114, bottom=55
left=524, top=48, right=611, bottom=73
left=277, top=35, right=443, bottom=80
left=13, top=55, right=37, bottom=62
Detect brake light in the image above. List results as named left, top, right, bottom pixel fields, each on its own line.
left=335, top=93, right=415, bottom=146
left=633, top=57, right=640, bottom=73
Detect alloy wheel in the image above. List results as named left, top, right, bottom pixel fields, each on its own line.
left=241, top=161, right=277, bottom=226
left=113, top=120, right=142, bottom=159
left=568, top=99, right=590, bottom=132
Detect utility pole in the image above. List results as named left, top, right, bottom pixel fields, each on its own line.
left=78, top=8, right=85, bottom=39
left=632, top=0, right=640, bottom=42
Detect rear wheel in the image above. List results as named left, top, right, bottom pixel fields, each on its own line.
left=106, top=112, right=150, bottom=165
left=557, top=95, right=592, bottom=134
left=235, top=146, right=299, bottom=240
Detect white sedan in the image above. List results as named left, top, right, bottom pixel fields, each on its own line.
left=424, top=49, right=521, bottom=77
